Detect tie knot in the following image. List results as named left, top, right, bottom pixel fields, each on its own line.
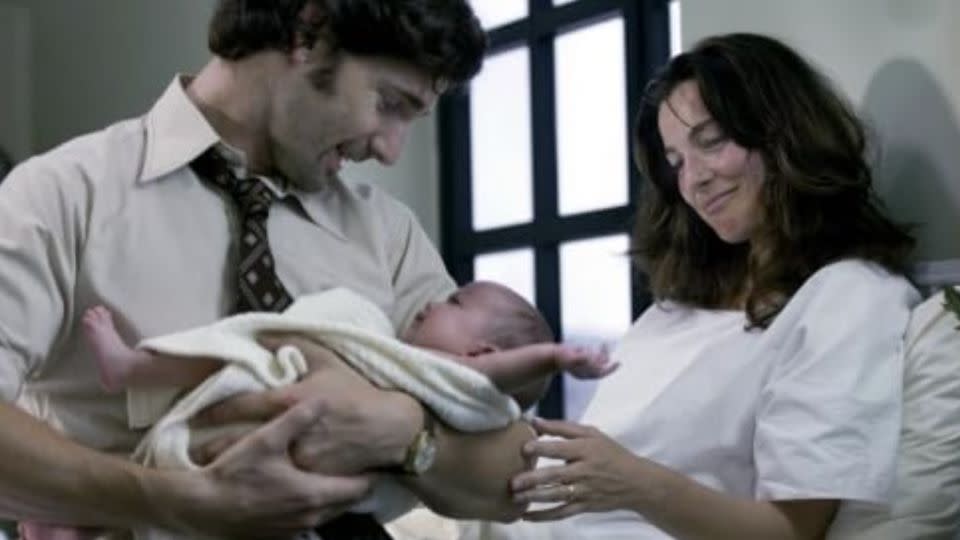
left=191, top=149, right=279, bottom=217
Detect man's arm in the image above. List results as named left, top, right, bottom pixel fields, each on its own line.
left=0, top=163, right=368, bottom=534
left=0, top=397, right=370, bottom=536
left=204, top=335, right=537, bottom=521
left=403, top=417, right=535, bottom=521
left=0, top=402, right=158, bottom=524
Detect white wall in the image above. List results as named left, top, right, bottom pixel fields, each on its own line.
left=680, top=0, right=960, bottom=263
left=0, top=0, right=441, bottom=242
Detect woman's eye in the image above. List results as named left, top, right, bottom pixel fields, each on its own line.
left=698, top=134, right=726, bottom=149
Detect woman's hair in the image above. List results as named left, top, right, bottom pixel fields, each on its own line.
left=208, top=0, right=486, bottom=88
left=632, top=33, right=915, bottom=328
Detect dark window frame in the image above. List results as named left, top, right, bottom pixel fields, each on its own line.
left=438, top=0, right=670, bottom=419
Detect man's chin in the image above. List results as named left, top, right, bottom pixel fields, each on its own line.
left=287, top=166, right=335, bottom=192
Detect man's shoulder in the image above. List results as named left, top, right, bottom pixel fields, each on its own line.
left=18, top=115, right=148, bottom=188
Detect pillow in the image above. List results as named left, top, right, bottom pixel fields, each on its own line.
left=827, top=288, right=960, bottom=539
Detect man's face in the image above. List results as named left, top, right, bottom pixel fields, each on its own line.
left=268, top=47, right=440, bottom=190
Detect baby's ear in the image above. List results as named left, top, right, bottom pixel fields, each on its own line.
left=465, top=342, right=500, bottom=357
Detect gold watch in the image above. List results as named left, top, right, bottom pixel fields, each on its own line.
left=401, top=407, right=437, bottom=475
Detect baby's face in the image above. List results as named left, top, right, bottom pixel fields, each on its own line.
left=403, top=283, right=503, bottom=355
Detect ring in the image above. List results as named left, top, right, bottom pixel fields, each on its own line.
left=565, top=483, right=576, bottom=498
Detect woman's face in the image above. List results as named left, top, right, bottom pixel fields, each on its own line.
left=656, top=80, right=767, bottom=244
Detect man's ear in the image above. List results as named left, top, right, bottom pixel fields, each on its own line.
left=466, top=342, right=500, bottom=357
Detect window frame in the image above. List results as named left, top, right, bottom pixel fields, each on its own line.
left=438, top=0, right=671, bottom=418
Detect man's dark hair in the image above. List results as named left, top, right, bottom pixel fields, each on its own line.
left=208, top=0, right=486, bottom=88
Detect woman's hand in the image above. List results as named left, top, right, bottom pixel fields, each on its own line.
left=511, top=417, right=655, bottom=521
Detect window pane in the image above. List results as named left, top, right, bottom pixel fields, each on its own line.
left=559, top=234, right=632, bottom=420
left=473, top=249, right=536, bottom=305
left=555, top=17, right=629, bottom=216
left=670, top=0, right=683, bottom=57
left=470, top=47, right=533, bottom=231
left=469, top=0, right=527, bottom=30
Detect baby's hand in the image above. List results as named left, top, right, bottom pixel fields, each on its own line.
left=554, top=344, right=618, bottom=379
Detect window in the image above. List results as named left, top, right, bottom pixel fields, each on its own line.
left=440, top=0, right=673, bottom=419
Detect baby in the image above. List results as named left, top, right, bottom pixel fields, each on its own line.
left=86, top=281, right=615, bottom=409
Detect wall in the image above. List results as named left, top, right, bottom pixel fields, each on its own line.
left=0, top=2, right=31, bottom=162
left=0, top=0, right=441, bottom=242
left=680, top=0, right=960, bottom=265
left=1, top=0, right=216, bottom=153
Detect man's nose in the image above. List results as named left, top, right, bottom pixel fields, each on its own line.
left=371, top=121, right=409, bottom=165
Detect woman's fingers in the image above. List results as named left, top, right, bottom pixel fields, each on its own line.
left=512, top=464, right=571, bottom=492
left=523, top=439, right=579, bottom=463
left=531, top=417, right=596, bottom=439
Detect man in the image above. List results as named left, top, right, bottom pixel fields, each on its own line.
left=0, top=1, right=535, bottom=538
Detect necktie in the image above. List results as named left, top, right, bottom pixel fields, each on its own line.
left=191, top=148, right=393, bottom=540
left=191, top=149, right=293, bottom=314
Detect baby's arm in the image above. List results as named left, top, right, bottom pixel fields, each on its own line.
left=459, top=343, right=616, bottom=409
left=83, top=305, right=222, bottom=392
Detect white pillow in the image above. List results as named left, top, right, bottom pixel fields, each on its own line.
left=828, top=289, right=960, bottom=539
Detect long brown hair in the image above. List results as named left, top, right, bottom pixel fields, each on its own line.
left=632, top=33, right=914, bottom=328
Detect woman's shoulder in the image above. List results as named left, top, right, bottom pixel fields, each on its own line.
left=777, top=259, right=921, bottom=326
left=801, top=258, right=918, bottom=299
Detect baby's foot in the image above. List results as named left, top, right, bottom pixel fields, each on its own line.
left=82, top=306, right=135, bottom=392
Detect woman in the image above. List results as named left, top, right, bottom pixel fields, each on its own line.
left=499, top=33, right=919, bottom=539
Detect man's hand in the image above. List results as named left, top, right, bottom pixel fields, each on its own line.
left=192, top=333, right=422, bottom=475
left=157, top=398, right=372, bottom=539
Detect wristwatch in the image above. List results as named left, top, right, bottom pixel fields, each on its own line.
left=400, top=407, right=437, bottom=475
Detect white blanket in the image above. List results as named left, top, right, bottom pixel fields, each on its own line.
left=128, top=287, right=520, bottom=540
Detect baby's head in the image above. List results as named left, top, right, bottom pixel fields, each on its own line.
left=403, top=281, right=554, bottom=355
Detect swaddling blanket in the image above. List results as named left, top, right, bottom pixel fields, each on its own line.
left=128, top=287, right=520, bottom=540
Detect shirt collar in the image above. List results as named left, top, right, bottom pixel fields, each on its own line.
left=138, top=75, right=347, bottom=241
left=139, top=75, right=219, bottom=184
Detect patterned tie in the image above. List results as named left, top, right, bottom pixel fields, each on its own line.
left=191, top=148, right=393, bottom=540
left=191, top=149, right=293, bottom=314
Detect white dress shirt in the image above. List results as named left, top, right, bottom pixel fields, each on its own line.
left=0, top=76, right=455, bottom=453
